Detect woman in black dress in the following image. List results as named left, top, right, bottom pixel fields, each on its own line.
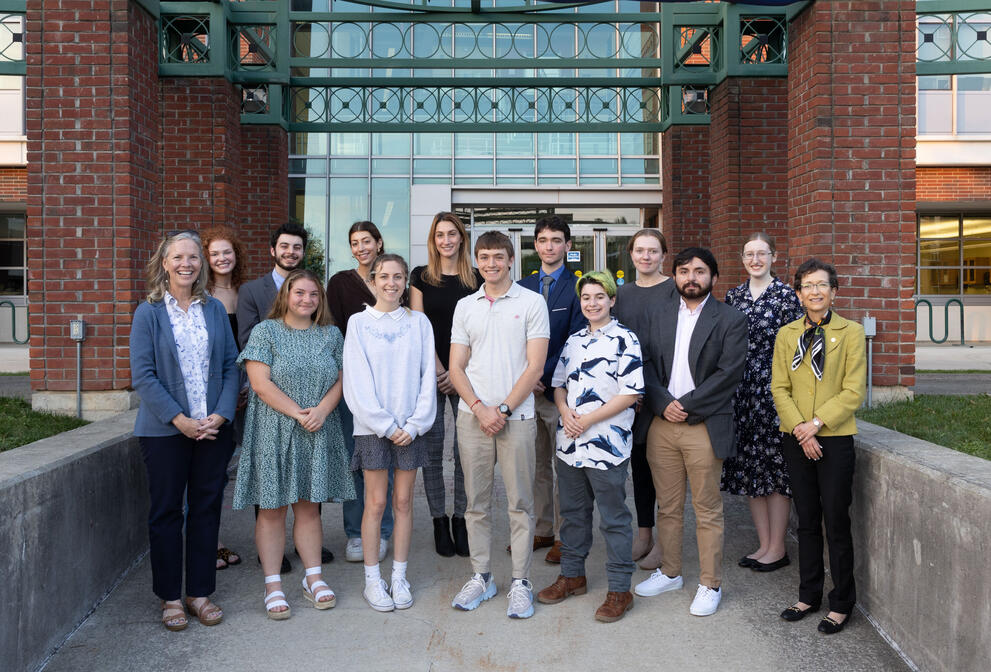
left=720, top=233, right=803, bottom=572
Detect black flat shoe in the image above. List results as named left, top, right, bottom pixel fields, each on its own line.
left=752, top=555, right=790, bottom=572
left=738, top=555, right=758, bottom=568
left=818, top=612, right=852, bottom=634
left=780, top=602, right=821, bottom=622
left=433, top=515, right=456, bottom=557
left=451, top=515, right=470, bottom=557
left=257, top=555, right=293, bottom=573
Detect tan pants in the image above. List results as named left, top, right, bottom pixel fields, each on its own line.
left=646, top=417, right=724, bottom=589
left=457, top=411, right=537, bottom=579
left=532, top=394, right=561, bottom=538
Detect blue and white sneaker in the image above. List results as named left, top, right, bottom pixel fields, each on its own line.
left=506, top=578, right=534, bottom=619
left=452, top=573, right=497, bottom=611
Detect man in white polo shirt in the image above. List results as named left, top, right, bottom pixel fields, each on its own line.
left=448, top=231, right=550, bottom=619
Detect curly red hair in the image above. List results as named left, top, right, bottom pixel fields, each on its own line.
left=200, top=225, right=247, bottom=290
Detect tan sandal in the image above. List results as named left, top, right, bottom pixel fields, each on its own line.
left=185, top=596, right=223, bottom=626
left=161, top=600, right=188, bottom=632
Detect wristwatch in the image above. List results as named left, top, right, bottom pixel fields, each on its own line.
left=498, top=403, right=512, bottom=417
left=812, top=418, right=822, bottom=429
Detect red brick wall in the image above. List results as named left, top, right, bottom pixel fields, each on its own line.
left=662, top=125, right=710, bottom=259
left=238, top=125, right=289, bottom=278
left=26, top=0, right=161, bottom=392
left=0, top=166, right=26, bottom=201
left=788, top=1, right=917, bottom=387
left=709, top=78, right=789, bottom=290
left=917, top=166, right=991, bottom=201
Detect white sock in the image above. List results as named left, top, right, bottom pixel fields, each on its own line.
left=364, top=563, right=381, bottom=585
left=392, top=560, right=408, bottom=582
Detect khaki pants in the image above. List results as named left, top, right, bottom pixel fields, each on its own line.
left=532, top=394, right=561, bottom=537
left=646, top=417, right=724, bottom=589
left=457, top=411, right=537, bottom=579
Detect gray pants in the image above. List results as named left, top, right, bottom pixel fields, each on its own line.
left=557, top=457, right=635, bottom=592
left=420, top=391, right=466, bottom=519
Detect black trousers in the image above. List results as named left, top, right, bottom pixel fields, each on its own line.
left=140, top=425, right=235, bottom=601
left=782, top=433, right=856, bottom=614
left=631, top=441, right=657, bottom=528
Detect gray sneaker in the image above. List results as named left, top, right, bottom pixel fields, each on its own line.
left=452, top=573, right=497, bottom=611
left=506, top=578, right=535, bottom=619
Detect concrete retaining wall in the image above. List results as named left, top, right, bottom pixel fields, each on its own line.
left=0, top=411, right=146, bottom=672
left=853, top=422, right=991, bottom=672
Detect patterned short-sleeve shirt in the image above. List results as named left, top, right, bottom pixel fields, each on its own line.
left=551, top=318, right=644, bottom=469
left=164, top=291, right=210, bottom=420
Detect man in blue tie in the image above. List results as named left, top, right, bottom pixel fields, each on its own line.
left=516, top=215, right=586, bottom=563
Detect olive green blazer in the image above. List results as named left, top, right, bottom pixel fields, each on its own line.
left=771, top=312, right=867, bottom=436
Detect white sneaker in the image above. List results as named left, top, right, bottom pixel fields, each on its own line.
left=345, top=538, right=363, bottom=563
left=379, top=538, right=388, bottom=562
left=689, top=584, right=722, bottom=616
left=506, top=579, right=535, bottom=619
left=363, top=578, right=394, bottom=612
left=452, top=573, right=497, bottom=611
left=391, top=577, right=413, bottom=610
left=634, top=570, right=683, bottom=597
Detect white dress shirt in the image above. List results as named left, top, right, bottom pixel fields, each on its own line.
left=163, top=291, right=210, bottom=419
left=667, top=293, right=710, bottom=399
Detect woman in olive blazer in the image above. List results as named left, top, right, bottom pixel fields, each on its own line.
left=770, top=258, right=866, bottom=635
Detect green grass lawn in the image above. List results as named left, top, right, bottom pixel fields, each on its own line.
left=0, top=397, right=89, bottom=452
left=858, top=395, right=991, bottom=460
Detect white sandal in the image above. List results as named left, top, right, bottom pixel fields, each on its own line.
left=302, top=566, right=336, bottom=609
left=264, top=574, right=291, bottom=620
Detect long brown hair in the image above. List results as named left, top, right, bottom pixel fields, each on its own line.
left=266, top=269, right=334, bottom=326
left=422, top=211, right=477, bottom=290
left=200, top=225, right=247, bottom=291
left=145, top=231, right=209, bottom=304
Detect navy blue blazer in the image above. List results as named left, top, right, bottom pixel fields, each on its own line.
left=518, top=268, right=585, bottom=400
left=130, top=296, right=240, bottom=437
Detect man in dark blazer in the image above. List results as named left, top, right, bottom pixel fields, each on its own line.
left=236, top=221, right=308, bottom=349
left=516, top=215, right=586, bottom=563
left=633, top=247, right=747, bottom=618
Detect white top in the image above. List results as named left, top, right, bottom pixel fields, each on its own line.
left=343, top=306, right=437, bottom=440
left=271, top=269, right=286, bottom=291
left=551, top=318, right=644, bottom=469
left=163, top=291, right=209, bottom=420
left=667, top=293, right=710, bottom=399
left=450, top=282, right=550, bottom=420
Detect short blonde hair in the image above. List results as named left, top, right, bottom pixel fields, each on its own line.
left=146, top=231, right=209, bottom=304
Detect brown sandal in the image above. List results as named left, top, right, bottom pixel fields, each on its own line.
left=161, top=600, right=188, bottom=631
left=186, top=597, right=223, bottom=626
left=217, top=546, right=241, bottom=569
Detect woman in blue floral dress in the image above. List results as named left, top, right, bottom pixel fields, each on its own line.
left=235, top=269, right=355, bottom=619
left=720, top=233, right=803, bottom=572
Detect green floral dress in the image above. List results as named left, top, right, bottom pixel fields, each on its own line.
left=233, top=319, right=355, bottom=509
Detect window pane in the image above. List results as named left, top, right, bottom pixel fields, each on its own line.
left=0, top=213, right=24, bottom=238
left=919, top=215, right=959, bottom=239
left=330, top=158, right=367, bottom=175
left=606, top=235, right=636, bottom=288
left=289, top=158, right=327, bottom=175
left=372, top=133, right=410, bottom=156
left=455, top=158, right=493, bottom=175
left=957, top=75, right=991, bottom=134
left=620, top=133, right=658, bottom=155
left=621, top=158, right=659, bottom=174
left=918, top=268, right=959, bottom=294
left=580, top=158, right=618, bottom=174
left=289, top=132, right=328, bottom=156
left=957, top=14, right=991, bottom=61
left=0, top=240, right=22, bottom=266
left=918, top=75, right=951, bottom=91
left=330, top=133, right=369, bottom=155
left=918, top=90, right=952, bottom=134
left=916, top=15, right=952, bottom=62
left=538, top=158, right=576, bottom=175
left=963, top=239, right=991, bottom=267
left=372, top=158, right=409, bottom=175
left=537, top=133, right=576, bottom=156
left=414, top=134, right=452, bottom=156
left=289, top=177, right=327, bottom=237
left=578, top=133, right=617, bottom=155
left=455, top=134, right=493, bottom=156
left=963, top=216, right=991, bottom=237
left=413, top=158, right=451, bottom=175
left=371, top=178, right=410, bottom=262
left=963, top=266, right=991, bottom=294
left=919, top=239, right=959, bottom=266
left=328, top=178, right=369, bottom=272
left=496, top=158, right=534, bottom=175
left=496, top=133, right=534, bottom=157
left=0, top=268, right=23, bottom=295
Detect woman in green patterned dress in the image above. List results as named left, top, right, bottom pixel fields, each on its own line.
left=234, top=269, right=356, bottom=620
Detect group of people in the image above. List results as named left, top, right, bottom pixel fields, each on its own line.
left=130, top=214, right=865, bottom=636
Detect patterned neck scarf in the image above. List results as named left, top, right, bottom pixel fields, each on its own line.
left=792, top=311, right=832, bottom=380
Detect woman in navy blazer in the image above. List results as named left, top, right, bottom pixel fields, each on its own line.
left=130, top=231, right=239, bottom=632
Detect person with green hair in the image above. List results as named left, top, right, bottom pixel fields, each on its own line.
left=536, top=269, right=644, bottom=623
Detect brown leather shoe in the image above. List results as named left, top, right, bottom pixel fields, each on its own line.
left=537, top=574, right=587, bottom=604
left=544, top=540, right=563, bottom=564
left=595, top=591, right=634, bottom=623
left=506, top=535, right=556, bottom=553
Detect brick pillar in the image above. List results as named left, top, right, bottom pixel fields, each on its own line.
left=709, top=78, right=789, bottom=289
left=788, top=1, right=917, bottom=393
left=26, top=0, right=161, bottom=416
left=239, top=125, right=289, bottom=277
left=159, top=78, right=242, bottom=230
left=661, top=125, right=710, bottom=256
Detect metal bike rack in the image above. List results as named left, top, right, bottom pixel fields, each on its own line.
left=914, top=298, right=965, bottom=346
left=0, top=300, right=28, bottom=345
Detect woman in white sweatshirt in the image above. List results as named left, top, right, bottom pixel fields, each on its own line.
left=343, top=253, right=437, bottom=612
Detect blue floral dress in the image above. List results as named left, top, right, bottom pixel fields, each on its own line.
left=233, top=319, right=355, bottom=509
left=720, top=278, right=804, bottom=497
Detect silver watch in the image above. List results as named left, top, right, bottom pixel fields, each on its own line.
left=812, top=418, right=822, bottom=428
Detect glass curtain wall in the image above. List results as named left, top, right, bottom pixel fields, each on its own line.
left=289, top=0, right=662, bottom=277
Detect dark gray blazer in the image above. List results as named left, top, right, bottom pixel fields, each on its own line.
left=236, top=272, right=277, bottom=349
left=641, top=291, right=748, bottom=459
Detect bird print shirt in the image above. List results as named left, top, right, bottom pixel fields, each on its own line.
left=551, top=318, right=644, bottom=469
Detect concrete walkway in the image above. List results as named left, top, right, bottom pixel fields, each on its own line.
left=41, top=469, right=908, bottom=672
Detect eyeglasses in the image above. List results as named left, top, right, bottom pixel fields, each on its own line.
left=799, top=282, right=832, bottom=292
left=742, top=251, right=770, bottom=260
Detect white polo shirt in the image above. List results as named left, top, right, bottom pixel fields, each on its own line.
left=450, top=282, right=550, bottom=420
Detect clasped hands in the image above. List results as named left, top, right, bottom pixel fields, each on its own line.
left=173, top=413, right=225, bottom=441
left=792, top=419, right=823, bottom=460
